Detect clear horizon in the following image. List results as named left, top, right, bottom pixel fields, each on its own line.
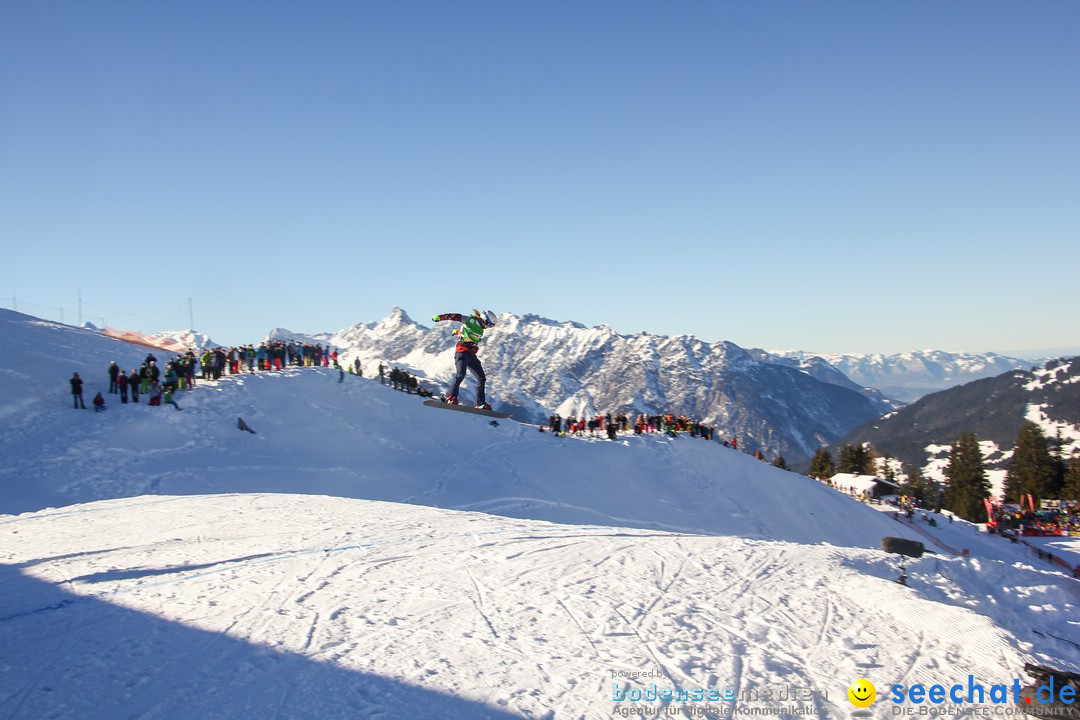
left=2, top=1, right=1077, bottom=356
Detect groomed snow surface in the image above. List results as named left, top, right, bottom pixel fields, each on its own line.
left=1, top=309, right=1079, bottom=720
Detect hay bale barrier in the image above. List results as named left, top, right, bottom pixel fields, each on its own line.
left=882, top=536, right=925, bottom=558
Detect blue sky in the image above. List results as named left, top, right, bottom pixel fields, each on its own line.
left=2, top=0, right=1077, bottom=356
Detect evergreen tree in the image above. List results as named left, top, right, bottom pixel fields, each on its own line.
left=944, top=433, right=991, bottom=522
left=926, top=478, right=946, bottom=512
left=1050, top=428, right=1067, bottom=497
left=837, top=445, right=857, bottom=474
left=900, top=464, right=929, bottom=504
left=808, top=448, right=835, bottom=480
left=881, top=453, right=897, bottom=485
left=1062, top=454, right=1080, bottom=502
left=837, top=444, right=873, bottom=475
left=1004, top=422, right=1056, bottom=506
left=900, top=464, right=945, bottom=507
left=772, top=455, right=790, bottom=471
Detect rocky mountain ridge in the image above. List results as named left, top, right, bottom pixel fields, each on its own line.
left=295, top=308, right=885, bottom=465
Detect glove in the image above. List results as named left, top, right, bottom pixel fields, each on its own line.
left=432, top=314, right=441, bottom=322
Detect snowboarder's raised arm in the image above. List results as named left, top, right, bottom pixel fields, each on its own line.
left=432, top=310, right=496, bottom=329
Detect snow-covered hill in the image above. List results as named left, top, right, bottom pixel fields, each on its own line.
left=0, top=309, right=902, bottom=544
left=843, top=356, right=1080, bottom=489
left=3, top=308, right=1080, bottom=720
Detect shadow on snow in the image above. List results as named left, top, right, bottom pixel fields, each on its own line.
left=0, top=563, right=528, bottom=720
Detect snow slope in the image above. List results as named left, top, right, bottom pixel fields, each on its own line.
left=0, top=310, right=909, bottom=547
left=2, top=309, right=1080, bottom=720
left=5, top=495, right=1080, bottom=720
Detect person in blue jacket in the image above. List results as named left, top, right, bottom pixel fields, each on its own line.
left=431, top=309, right=496, bottom=409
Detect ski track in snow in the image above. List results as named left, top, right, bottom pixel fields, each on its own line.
left=4, top=494, right=1077, bottom=719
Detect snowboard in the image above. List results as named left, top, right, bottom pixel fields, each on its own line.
left=422, top=399, right=511, bottom=419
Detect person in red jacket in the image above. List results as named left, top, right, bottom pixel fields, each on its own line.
left=431, top=309, right=496, bottom=409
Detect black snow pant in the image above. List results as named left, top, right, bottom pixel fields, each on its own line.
left=448, top=351, right=486, bottom=406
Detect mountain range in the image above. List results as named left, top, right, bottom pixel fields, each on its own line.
left=765, top=349, right=1035, bottom=403
left=148, top=308, right=1044, bottom=468
left=271, top=309, right=888, bottom=466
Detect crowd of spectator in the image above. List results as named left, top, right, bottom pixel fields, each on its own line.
left=381, top=364, right=434, bottom=397
left=205, top=340, right=342, bottom=373
left=72, top=339, right=355, bottom=416
left=990, top=502, right=1080, bottom=537
left=545, top=412, right=717, bottom=441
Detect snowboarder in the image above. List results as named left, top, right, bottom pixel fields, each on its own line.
left=431, top=309, right=496, bottom=409
left=92, top=391, right=105, bottom=412
left=71, top=372, right=86, bottom=409
left=108, top=362, right=119, bottom=394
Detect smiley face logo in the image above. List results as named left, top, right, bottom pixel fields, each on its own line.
left=848, top=679, right=876, bottom=708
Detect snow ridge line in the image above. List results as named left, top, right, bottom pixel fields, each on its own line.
left=0, top=495, right=201, bottom=526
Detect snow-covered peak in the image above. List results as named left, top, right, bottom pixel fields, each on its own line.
left=771, top=349, right=1032, bottom=402
left=381, top=305, right=416, bottom=327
